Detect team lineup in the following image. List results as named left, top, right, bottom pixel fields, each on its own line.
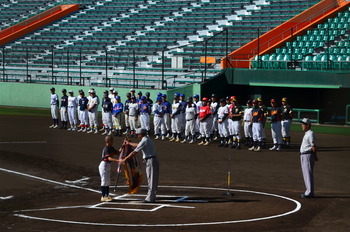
left=49, top=87, right=293, bottom=151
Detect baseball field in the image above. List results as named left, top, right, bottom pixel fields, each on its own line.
left=0, top=107, right=349, bottom=232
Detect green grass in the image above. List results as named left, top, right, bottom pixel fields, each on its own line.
left=1, top=106, right=349, bottom=136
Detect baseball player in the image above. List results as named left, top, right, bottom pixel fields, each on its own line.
left=112, top=96, right=123, bottom=136
left=217, top=98, right=229, bottom=147
left=99, top=135, right=120, bottom=202
left=243, top=100, right=253, bottom=146
left=77, top=91, right=89, bottom=132
left=198, top=97, right=211, bottom=146
left=179, top=93, right=187, bottom=133
left=124, top=93, right=132, bottom=135
left=193, top=94, right=202, bottom=139
left=181, top=97, right=196, bottom=143
left=67, top=90, right=78, bottom=131
left=228, top=96, right=244, bottom=149
left=257, top=97, right=267, bottom=147
left=269, top=99, right=283, bottom=151
left=300, top=118, right=318, bottom=198
left=49, top=87, right=59, bottom=129
left=87, top=89, right=99, bottom=134
left=108, top=87, right=116, bottom=101
left=130, top=89, right=136, bottom=97
left=128, top=96, right=139, bottom=136
left=139, top=96, right=151, bottom=134
left=76, top=89, right=83, bottom=128
left=161, top=94, right=172, bottom=138
left=210, top=94, right=219, bottom=140
left=145, top=92, right=153, bottom=108
left=281, top=97, right=293, bottom=147
left=169, top=94, right=183, bottom=142
left=100, top=90, right=109, bottom=132
left=101, top=93, right=113, bottom=136
left=249, top=100, right=264, bottom=152
left=153, top=97, right=166, bottom=140
left=59, top=89, right=68, bottom=130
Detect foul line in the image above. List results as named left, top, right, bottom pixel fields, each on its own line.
left=0, top=141, right=47, bottom=144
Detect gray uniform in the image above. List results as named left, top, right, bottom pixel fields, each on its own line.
left=134, top=136, right=159, bottom=202
left=300, top=129, right=316, bottom=197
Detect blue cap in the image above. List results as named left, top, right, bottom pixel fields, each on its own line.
left=174, top=93, right=180, bottom=97
left=156, top=97, right=162, bottom=101
left=162, top=94, right=167, bottom=97
left=193, top=94, right=199, bottom=98
left=157, top=92, right=162, bottom=96
left=141, top=96, right=146, bottom=100
left=115, top=96, right=120, bottom=100
left=180, top=93, right=185, bottom=97
left=138, top=91, right=142, bottom=95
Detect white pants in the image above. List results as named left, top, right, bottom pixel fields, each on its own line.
left=125, top=114, right=130, bottom=128
left=51, top=105, right=58, bottom=119
left=252, top=122, right=263, bottom=142
left=153, top=116, right=165, bottom=135
left=228, top=119, right=234, bottom=136
left=300, top=154, right=315, bottom=196
left=113, top=114, right=122, bottom=130
left=212, top=115, right=218, bottom=132
left=79, top=110, right=88, bottom=126
left=140, top=113, right=150, bottom=131
left=129, top=115, right=137, bottom=131
left=102, top=111, right=113, bottom=130
left=281, top=119, right=291, bottom=137
left=164, top=113, right=171, bottom=132
left=271, top=121, right=283, bottom=145
left=88, top=111, right=98, bottom=128
left=231, top=120, right=241, bottom=140
left=60, top=107, right=68, bottom=121
left=199, top=119, right=210, bottom=138
left=244, top=121, right=252, bottom=138
left=145, top=157, right=159, bottom=202
left=185, top=119, right=196, bottom=136
left=171, top=115, right=182, bottom=134
left=68, top=107, right=77, bottom=127
left=218, top=119, right=229, bottom=137
left=99, top=161, right=111, bottom=186
left=195, top=117, right=200, bottom=133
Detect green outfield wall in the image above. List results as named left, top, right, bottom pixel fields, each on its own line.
left=0, top=82, right=201, bottom=109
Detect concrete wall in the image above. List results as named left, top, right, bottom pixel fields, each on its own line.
left=0, top=82, right=201, bottom=109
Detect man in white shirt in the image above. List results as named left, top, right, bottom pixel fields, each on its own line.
left=67, top=90, right=78, bottom=131
left=300, top=118, right=318, bottom=198
left=243, top=100, right=253, bottom=146
left=87, top=89, right=99, bottom=134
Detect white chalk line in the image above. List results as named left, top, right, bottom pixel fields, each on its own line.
left=0, top=195, right=14, bottom=200
left=0, top=141, right=47, bottom=144
left=0, top=167, right=302, bottom=227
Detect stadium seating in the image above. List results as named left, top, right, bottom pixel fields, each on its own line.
left=251, top=6, right=350, bottom=71
left=1, top=0, right=325, bottom=88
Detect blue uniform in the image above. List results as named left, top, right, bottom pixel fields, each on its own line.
left=113, top=102, right=123, bottom=116
left=79, top=97, right=88, bottom=111
left=140, top=102, right=151, bottom=131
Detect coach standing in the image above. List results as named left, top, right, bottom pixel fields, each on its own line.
left=122, top=128, right=159, bottom=203
left=300, top=118, right=318, bottom=198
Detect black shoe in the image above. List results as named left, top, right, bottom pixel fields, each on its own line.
left=230, top=143, right=237, bottom=149
left=301, top=194, right=314, bottom=199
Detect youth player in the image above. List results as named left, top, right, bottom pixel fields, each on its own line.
left=78, top=91, right=89, bottom=132
left=49, top=87, right=59, bottom=129
left=128, top=96, right=139, bottom=136
left=60, top=89, right=68, bottom=130
left=269, top=99, right=283, bottom=151
left=243, top=100, right=253, bottom=146
left=153, top=97, right=166, bottom=140
left=112, top=96, right=123, bottom=136
left=281, top=97, right=293, bottom=147
left=139, top=96, right=151, bottom=134
left=161, top=94, right=172, bottom=138
left=87, top=90, right=99, bottom=134
left=67, top=90, right=78, bottom=131
left=217, top=98, right=229, bottom=147
left=229, top=97, right=244, bottom=149
left=182, top=98, right=196, bottom=143
left=124, top=93, right=132, bottom=135
left=101, top=93, right=113, bottom=136
left=249, top=100, right=264, bottom=152
left=198, top=97, right=211, bottom=146
left=169, top=94, right=182, bottom=142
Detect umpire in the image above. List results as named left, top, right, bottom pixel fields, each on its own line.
left=300, top=118, right=318, bottom=198
left=122, top=128, right=159, bottom=203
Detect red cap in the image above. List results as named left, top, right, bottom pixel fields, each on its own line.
left=270, top=98, right=276, bottom=103
left=202, top=97, right=209, bottom=102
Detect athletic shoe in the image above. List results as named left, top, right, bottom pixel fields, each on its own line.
left=107, top=131, right=112, bottom=136
left=175, top=138, right=180, bottom=142
left=276, top=145, right=282, bottom=151
left=198, top=141, right=204, bottom=145
left=101, top=196, right=106, bottom=202
left=67, top=128, right=72, bottom=131
left=165, top=134, right=170, bottom=138
left=189, top=140, right=194, bottom=144
left=77, top=128, right=82, bottom=132
left=169, top=137, right=175, bottom=142
left=102, top=131, right=107, bottom=135
left=72, top=128, right=76, bottom=131
left=254, top=146, right=261, bottom=152
left=94, top=130, right=98, bottom=134
left=53, top=125, right=58, bottom=129
left=181, top=139, right=186, bottom=143
left=248, top=146, right=255, bottom=151
left=197, top=135, right=202, bottom=140
left=99, top=128, right=105, bottom=132
left=104, top=196, right=113, bottom=202
left=155, top=136, right=159, bottom=140
left=161, top=136, right=165, bottom=141
left=213, top=136, right=218, bottom=141
left=82, top=128, right=87, bottom=133
left=269, top=146, right=277, bottom=151
left=203, top=141, right=209, bottom=146
left=87, top=130, right=93, bottom=134
left=49, top=125, right=55, bottom=129
left=218, top=142, right=224, bottom=147
left=301, top=194, right=314, bottom=199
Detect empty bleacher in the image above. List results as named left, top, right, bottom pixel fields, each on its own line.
left=0, top=0, right=325, bottom=88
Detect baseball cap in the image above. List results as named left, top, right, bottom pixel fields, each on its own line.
left=145, top=92, right=150, bottom=96
left=62, top=89, right=67, bottom=92
left=115, top=96, right=120, bottom=100
left=156, top=97, right=162, bottom=101
left=138, top=91, right=142, bottom=95
left=246, top=100, right=252, bottom=104
left=103, top=90, right=108, bottom=94
left=109, top=87, right=114, bottom=91
left=157, top=92, right=163, bottom=97
left=193, top=94, right=199, bottom=98
left=301, top=118, right=311, bottom=125
left=162, top=94, right=167, bottom=98
left=282, top=97, right=288, bottom=102
left=211, top=94, right=217, bottom=98
left=68, top=90, right=73, bottom=94
left=230, top=96, right=237, bottom=101
left=135, top=128, right=147, bottom=135
left=113, top=90, right=118, bottom=94
left=257, top=97, right=262, bottom=102
left=202, top=97, right=209, bottom=101
left=141, top=96, right=146, bottom=100
left=130, top=89, right=135, bottom=92
left=220, top=98, right=226, bottom=103
left=50, top=87, right=55, bottom=91
left=252, top=100, right=257, bottom=104
left=270, top=98, right=276, bottom=103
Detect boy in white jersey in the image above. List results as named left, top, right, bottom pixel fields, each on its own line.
left=181, top=98, right=197, bottom=143
left=87, top=89, right=99, bottom=134
left=49, top=87, right=59, bottom=129
left=243, top=100, right=253, bottom=146
left=217, top=98, right=229, bottom=147
left=67, top=90, right=78, bottom=131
